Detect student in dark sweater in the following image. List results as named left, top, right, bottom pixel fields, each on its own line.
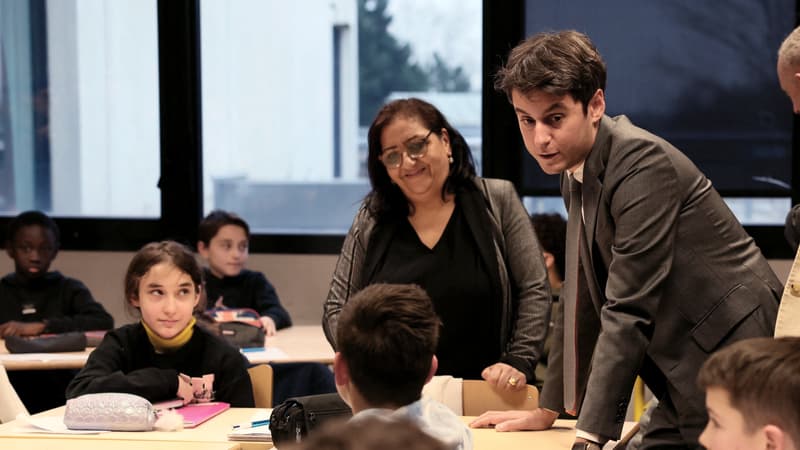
left=198, top=210, right=291, bottom=334
left=66, top=241, right=254, bottom=407
left=1, top=211, right=113, bottom=413
left=197, top=210, right=333, bottom=405
left=0, top=211, right=113, bottom=336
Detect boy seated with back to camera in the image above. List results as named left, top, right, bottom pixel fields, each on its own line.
left=197, top=210, right=334, bottom=404
left=334, top=283, right=472, bottom=450
left=0, top=210, right=114, bottom=413
left=197, top=210, right=291, bottom=335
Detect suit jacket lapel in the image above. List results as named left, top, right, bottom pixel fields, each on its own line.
left=582, top=116, right=611, bottom=256
left=578, top=116, right=613, bottom=315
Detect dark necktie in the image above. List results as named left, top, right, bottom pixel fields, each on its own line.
left=563, top=174, right=582, bottom=415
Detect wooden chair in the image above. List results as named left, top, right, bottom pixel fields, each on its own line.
left=0, top=363, right=28, bottom=423
left=247, top=364, right=273, bottom=408
left=461, top=379, right=539, bottom=416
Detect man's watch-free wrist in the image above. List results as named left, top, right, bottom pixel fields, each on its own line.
left=571, top=442, right=602, bottom=450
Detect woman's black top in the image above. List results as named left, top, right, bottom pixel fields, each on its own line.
left=369, top=201, right=501, bottom=379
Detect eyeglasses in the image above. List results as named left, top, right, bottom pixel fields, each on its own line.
left=379, top=130, right=434, bottom=168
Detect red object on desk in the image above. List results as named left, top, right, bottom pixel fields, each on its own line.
left=175, top=402, right=230, bottom=428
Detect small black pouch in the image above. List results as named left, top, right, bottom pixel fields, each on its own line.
left=218, top=322, right=265, bottom=348
left=5, top=331, right=88, bottom=353
left=197, top=307, right=265, bottom=348
left=269, top=392, right=352, bottom=445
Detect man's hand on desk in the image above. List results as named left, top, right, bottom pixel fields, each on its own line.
left=469, top=407, right=558, bottom=432
left=0, top=320, right=47, bottom=337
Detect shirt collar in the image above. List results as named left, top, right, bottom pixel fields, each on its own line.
left=568, top=162, right=585, bottom=183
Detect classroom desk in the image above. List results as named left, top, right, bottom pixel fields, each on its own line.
left=0, top=407, right=264, bottom=449
left=0, top=406, right=632, bottom=450
left=0, top=437, right=241, bottom=450
left=0, top=325, right=334, bottom=371
left=249, top=325, right=334, bottom=365
left=0, top=346, right=91, bottom=371
left=467, top=417, right=578, bottom=448
left=465, top=417, right=634, bottom=449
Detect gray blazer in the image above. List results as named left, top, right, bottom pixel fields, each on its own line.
left=539, top=115, right=782, bottom=438
left=322, top=177, right=552, bottom=379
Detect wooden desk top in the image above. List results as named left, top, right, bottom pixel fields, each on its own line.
left=465, top=418, right=587, bottom=449
left=0, top=407, right=264, bottom=445
left=0, top=325, right=334, bottom=371
left=0, top=346, right=92, bottom=371
left=259, top=325, right=334, bottom=365
left=0, top=437, right=240, bottom=450
left=0, top=407, right=630, bottom=450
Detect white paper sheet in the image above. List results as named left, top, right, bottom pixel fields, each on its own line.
left=15, top=415, right=108, bottom=434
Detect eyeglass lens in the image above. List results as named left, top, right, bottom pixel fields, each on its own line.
left=382, top=130, right=432, bottom=168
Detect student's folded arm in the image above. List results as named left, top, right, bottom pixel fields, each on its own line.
left=67, top=367, right=178, bottom=402
left=66, top=335, right=177, bottom=401
left=45, top=279, right=114, bottom=333
left=214, top=353, right=255, bottom=407
left=253, top=273, right=292, bottom=329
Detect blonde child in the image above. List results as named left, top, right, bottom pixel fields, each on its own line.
left=66, top=241, right=254, bottom=406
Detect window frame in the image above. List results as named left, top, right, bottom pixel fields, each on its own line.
left=0, top=0, right=794, bottom=259
left=481, top=0, right=798, bottom=260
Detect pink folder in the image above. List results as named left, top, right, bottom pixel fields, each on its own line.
left=175, top=402, right=231, bottom=428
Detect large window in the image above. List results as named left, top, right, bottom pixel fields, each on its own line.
left=200, top=0, right=482, bottom=234
left=0, top=0, right=794, bottom=257
left=0, top=0, right=160, bottom=218
left=519, top=0, right=794, bottom=226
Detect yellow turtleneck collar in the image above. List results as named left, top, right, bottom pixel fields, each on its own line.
left=142, top=317, right=196, bottom=353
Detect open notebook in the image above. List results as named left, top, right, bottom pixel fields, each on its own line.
left=227, top=410, right=272, bottom=442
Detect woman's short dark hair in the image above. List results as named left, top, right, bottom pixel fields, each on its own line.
left=124, top=240, right=204, bottom=316
left=365, top=98, right=476, bottom=220
left=495, top=30, right=606, bottom=112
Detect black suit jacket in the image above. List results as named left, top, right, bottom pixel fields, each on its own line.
left=539, top=115, right=782, bottom=438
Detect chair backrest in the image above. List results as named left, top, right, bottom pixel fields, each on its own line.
left=461, top=379, right=538, bottom=416
left=0, top=363, right=28, bottom=423
left=247, top=364, right=273, bottom=408
left=775, top=245, right=800, bottom=337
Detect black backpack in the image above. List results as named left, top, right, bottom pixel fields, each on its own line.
left=269, top=393, right=352, bottom=445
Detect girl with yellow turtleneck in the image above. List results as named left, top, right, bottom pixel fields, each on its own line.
left=65, top=241, right=254, bottom=407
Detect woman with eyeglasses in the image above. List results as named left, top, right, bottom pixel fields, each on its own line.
left=323, top=98, right=551, bottom=391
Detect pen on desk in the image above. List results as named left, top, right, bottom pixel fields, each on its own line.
left=232, top=419, right=270, bottom=429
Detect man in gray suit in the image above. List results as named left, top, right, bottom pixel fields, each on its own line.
left=470, top=30, right=782, bottom=449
